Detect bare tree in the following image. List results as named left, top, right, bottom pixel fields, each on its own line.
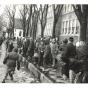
left=25, top=4, right=39, bottom=39
left=72, top=5, right=88, bottom=42
left=31, top=5, right=39, bottom=39
left=26, top=4, right=32, bottom=37
left=4, top=4, right=16, bottom=38
left=39, top=4, right=48, bottom=38
left=19, top=4, right=28, bottom=37
left=52, top=4, right=63, bottom=38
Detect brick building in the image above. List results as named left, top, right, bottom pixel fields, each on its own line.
left=56, top=4, right=80, bottom=44
left=36, top=4, right=54, bottom=37
left=36, top=5, right=80, bottom=44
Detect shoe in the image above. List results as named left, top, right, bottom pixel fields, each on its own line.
left=2, top=80, right=5, bottom=83
left=11, top=77, right=13, bottom=81
left=9, top=73, right=13, bottom=80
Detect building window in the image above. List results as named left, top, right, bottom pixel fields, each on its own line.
left=67, top=5, right=69, bottom=12
left=64, top=5, right=67, bottom=13
left=75, top=20, right=80, bottom=34
left=72, top=19, right=75, bottom=34
left=76, top=26, right=79, bottom=34
left=62, top=22, right=65, bottom=34
left=49, top=6, right=51, bottom=12
left=19, top=31, right=22, bottom=36
left=71, top=5, right=74, bottom=11
left=68, top=5, right=71, bottom=12
left=64, top=4, right=74, bottom=13
left=49, top=13, right=51, bottom=17
left=50, top=6, right=52, bottom=12
left=68, top=20, right=71, bottom=34
left=65, top=21, right=68, bottom=34
left=48, top=6, right=50, bottom=12
left=50, top=23, right=51, bottom=27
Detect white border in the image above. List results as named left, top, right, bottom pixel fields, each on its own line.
left=1, top=0, right=88, bottom=88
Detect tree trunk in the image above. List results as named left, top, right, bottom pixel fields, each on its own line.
left=41, top=25, right=44, bottom=38
left=13, top=17, right=14, bottom=38
left=23, top=24, right=26, bottom=37
left=26, top=22, right=29, bottom=37
left=80, top=21, right=87, bottom=42
left=34, top=25, right=37, bottom=40
left=52, top=19, right=56, bottom=38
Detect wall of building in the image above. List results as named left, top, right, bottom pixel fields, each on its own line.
left=14, top=29, right=23, bottom=39
left=58, top=4, right=80, bottom=44
left=36, top=5, right=54, bottom=38
left=44, top=5, right=54, bottom=37
left=36, top=4, right=81, bottom=44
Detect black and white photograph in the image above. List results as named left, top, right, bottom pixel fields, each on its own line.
left=0, top=2, right=88, bottom=85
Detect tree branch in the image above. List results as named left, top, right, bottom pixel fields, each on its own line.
left=72, top=5, right=82, bottom=24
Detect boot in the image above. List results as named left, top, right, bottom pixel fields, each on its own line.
left=9, top=73, right=13, bottom=80
left=2, top=79, right=5, bottom=83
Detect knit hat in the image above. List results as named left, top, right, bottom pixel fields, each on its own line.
left=69, top=37, right=74, bottom=42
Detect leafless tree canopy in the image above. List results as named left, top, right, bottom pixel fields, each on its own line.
left=4, top=4, right=16, bottom=38
left=52, top=4, right=63, bottom=38
left=38, top=4, right=48, bottom=38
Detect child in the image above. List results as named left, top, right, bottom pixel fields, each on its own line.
left=38, top=40, right=45, bottom=66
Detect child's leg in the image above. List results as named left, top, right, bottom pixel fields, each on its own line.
left=2, top=71, right=9, bottom=83
left=9, top=72, right=13, bottom=80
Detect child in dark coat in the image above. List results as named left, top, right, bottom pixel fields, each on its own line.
left=2, top=47, right=20, bottom=83
left=38, top=40, right=45, bottom=66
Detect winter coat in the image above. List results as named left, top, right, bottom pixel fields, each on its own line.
left=0, top=38, right=3, bottom=46
left=34, top=42, right=39, bottom=58
left=6, top=40, right=9, bottom=49
left=59, top=43, right=67, bottom=51
left=75, top=44, right=88, bottom=73
left=64, top=43, right=76, bottom=59
left=34, top=42, right=39, bottom=53
left=8, top=43, right=14, bottom=52
left=26, top=39, right=30, bottom=48
left=59, top=43, right=69, bottom=77
left=43, top=44, right=52, bottom=59
left=38, top=45, right=45, bottom=53
left=17, top=40, right=22, bottom=48
left=27, top=40, right=34, bottom=57
left=50, top=43, right=58, bottom=59
left=3, top=52, right=20, bottom=70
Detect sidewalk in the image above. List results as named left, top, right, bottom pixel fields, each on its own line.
left=21, top=56, right=68, bottom=83
left=13, top=40, right=68, bottom=83
left=0, top=42, right=39, bottom=83
left=44, top=57, right=68, bottom=83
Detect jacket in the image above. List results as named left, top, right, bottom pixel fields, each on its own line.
left=64, top=43, right=76, bottom=58
left=50, top=43, right=58, bottom=58
left=3, top=52, right=20, bottom=70
left=43, top=45, right=51, bottom=59
left=8, top=43, right=14, bottom=52
left=27, top=40, right=34, bottom=57
left=38, top=45, right=45, bottom=53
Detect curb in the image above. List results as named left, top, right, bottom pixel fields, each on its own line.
left=21, top=57, right=53, bottom=83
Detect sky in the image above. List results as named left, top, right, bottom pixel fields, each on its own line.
left=0, top=5, right=5, bottom=15
left=0, top=4, right=41, bottom=19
